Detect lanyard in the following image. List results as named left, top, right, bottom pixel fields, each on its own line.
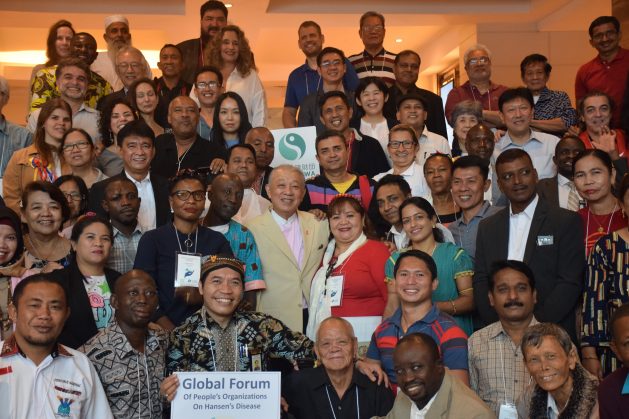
left=325, top=385, right=359, bottom=419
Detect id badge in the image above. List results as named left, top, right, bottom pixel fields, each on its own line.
left=498, top=403, right=517, bottom=419
left=174, top=252, right=202, bottom=287
left=251, top=354, right=263, bottom=371
left=327, top=275, right=344, bottom=307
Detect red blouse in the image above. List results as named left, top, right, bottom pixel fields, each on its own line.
left=328, top=239, right=390, bottom=317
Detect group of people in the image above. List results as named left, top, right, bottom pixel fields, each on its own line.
left=0, top=1, right=629, bottom=418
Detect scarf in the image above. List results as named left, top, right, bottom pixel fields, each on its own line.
left=528, top=363, right=598, bottom=418
left=29, top=156, right=56, bottom=182
left=306, top=233, right=367, bottom=340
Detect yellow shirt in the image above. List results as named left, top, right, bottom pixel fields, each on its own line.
left=331, top=175, right=357, bottom=194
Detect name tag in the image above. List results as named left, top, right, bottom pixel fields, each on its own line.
left=326, top=275, right=344, bottom=307
left=499, top=403, right=518, bottom=419
left=175, top=252, right=202, bottom=287
left=536, top=235, right=554, bottom=246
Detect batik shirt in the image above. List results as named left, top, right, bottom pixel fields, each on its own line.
left=82, top=320, right=167, bottom=419
left=30, top=65, right=113, bottom=112
left=167, top=308, right=314, bottom=373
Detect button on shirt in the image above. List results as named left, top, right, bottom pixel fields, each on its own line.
left=468, top=318, right=537, bottom=416
left=106, top=225, right=144, bottom=274
left=410, top=393, right=437, bottom=419
left=126, top=171, right=156, bottom=231
left=493, top=130, right=559, bottom=180
left=448, top=201, right=502, bottom=260
left=0, top=336, right=113, bottom=419
left=507, top=195, right=538, bottom=261
left=416, top=126, right=451, bottom=166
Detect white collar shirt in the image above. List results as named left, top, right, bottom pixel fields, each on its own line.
left=415, top=126, right=451, bottom=166
left=410, top=393, right=437, bottom=419
left=0, top=337, right=113, bottom=419
left=507, top=195, right=538, bottom=261
left=557, top=174, right=572, bottom=210
left=374, top=162, right=430, bottom=200
left=125, top=170, right=156, bottom=231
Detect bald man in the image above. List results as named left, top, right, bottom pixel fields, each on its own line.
left=82, top=270, right=167, bottom=418
left=152, top=95, right=227, bottom=179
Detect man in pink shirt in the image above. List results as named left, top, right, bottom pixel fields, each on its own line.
left=575, top=15, right=629, bottom=127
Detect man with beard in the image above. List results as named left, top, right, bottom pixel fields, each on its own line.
left=102, top=178, right=143, bottom=274
left=536, top=135, right=585, bottom=210
left=82, top=270, right=167, bottom=418
left=283, top=21, right=359, bottom=128
left=0, top=275, right=112, bottom=418
left=151, top=96, right=227, bottom=179
left=27, top=58, right=100, bottom=142
left=30, top=32, right=113, bottom=112
left=91, top=15, right=132, bottom=91
left=245, top=127, right=275, bottom=199
left=177, top=1, right=228, bottom=85
left=374, top=333, right=493, bottom=418
left=203, top=173, right=265, bottom=309
left=468, top=260, right=538, bottom=417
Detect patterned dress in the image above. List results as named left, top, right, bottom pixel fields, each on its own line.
left=582, top=231, right=629, bottom=376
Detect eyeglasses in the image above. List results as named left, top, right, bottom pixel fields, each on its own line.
left=62, top=141, right=91, bottom=152
left=362, top=25, right=384, bottom=33
left=320, top=59, right=342, bottom=69
left=63, top=192, right=83, bottom=202
left=195, top=81, right=221, bottom=89
left=116, top=62, right=143, bottom=71
left=388, top=140, right=415, bottom=149
left=172, top=190, right=206, bottom=202
left=467, top=56, right=490, bottom=66
left=592, top=30, right=618, bottom=41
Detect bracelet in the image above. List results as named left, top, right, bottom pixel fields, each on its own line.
left=450, top=300, right=457, bottom=315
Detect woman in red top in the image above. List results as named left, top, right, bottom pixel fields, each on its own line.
left=578, top=90, right=628, bottom=165
left=573, top=149, right=626, bottom=256
left=306, top=195, right=390, bottom=348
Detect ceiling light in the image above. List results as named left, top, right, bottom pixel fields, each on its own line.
left=395, top=38, right=403, bottom=43
left=225, top=3, right=233, bottom=7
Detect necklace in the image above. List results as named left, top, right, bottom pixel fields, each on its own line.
left=176, top=140, right=194, bottom=172
left=587, top=203, right=618, bottom=234
left=174, top=224, right=198, bottom=253
left=27, top=235, right=58, bottom=263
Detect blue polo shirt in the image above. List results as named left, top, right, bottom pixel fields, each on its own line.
left=366, top=305, right=468, bottom=385
left=284, top=59, right=360, bottom=108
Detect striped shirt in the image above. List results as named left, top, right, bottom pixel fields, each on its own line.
left=348, top=49, right=397, bottom=86
left=366, top=305, right=468, bottom=386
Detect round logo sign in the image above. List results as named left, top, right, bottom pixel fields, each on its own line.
left=278, top=133, right=306, bottom=161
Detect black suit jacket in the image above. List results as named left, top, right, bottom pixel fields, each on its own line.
left=536, top=176, right=560, bottom=208
left=47, top=261, right=120, bottom=349
left=383, top=84, right=448, bottom=138
left=88, top=170, right=171, bottom=228
left=474, top=197, right=585, bottom=341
